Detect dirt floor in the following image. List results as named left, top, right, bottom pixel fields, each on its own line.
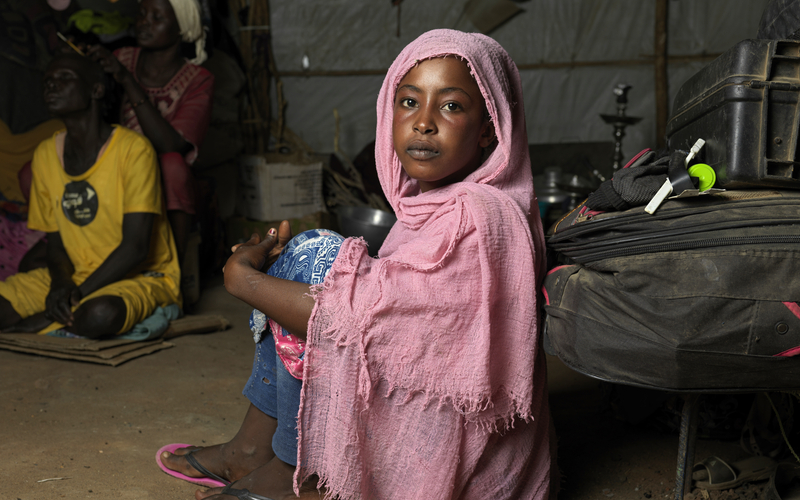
left=0, top=276, right=776, bottom=500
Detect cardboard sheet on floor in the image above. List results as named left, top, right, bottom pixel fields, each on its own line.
left=0, top=314, right=230, bottom=366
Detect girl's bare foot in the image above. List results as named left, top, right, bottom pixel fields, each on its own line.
left=161, top=404, right=278, bottom=484
left=195, top=456, right=323, bottom=500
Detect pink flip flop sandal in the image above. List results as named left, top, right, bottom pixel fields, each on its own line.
left=155, top=443, right=229, bottom=488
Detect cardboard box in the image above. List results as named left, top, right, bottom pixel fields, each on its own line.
left=225, top=211, right=333, bottom=248
left=237, top=153, right=323, bottom=221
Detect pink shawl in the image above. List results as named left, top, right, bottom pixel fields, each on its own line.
left=297, top=29, right=550, bottom=499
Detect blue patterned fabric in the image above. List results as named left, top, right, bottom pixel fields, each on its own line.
left=242, top=329, right=305, bottom=466
left=249, top=229, right=344, bottom=344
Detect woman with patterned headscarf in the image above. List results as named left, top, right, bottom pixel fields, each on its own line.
left=87, top=0, right=214, bottom=276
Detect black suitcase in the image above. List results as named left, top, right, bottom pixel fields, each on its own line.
left=667, top=39, right=800, bottom=189
left=543, top=190, right=800, bottom=391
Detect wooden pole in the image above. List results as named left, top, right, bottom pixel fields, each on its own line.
left=655, top=0, right=669, bottom=149
left=275, top=53, right=719, bottom=78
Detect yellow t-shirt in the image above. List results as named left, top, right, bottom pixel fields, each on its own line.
left=27, top=125, right=180, bottom=292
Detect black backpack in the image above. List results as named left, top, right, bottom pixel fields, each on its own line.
left=543, top=185, right=800, bottom=391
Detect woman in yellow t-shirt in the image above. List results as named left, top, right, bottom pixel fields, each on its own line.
left=0, top=52, right=180, bottom=337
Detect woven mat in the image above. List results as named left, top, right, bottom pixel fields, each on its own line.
left=0, top=314, right=230, bottom=366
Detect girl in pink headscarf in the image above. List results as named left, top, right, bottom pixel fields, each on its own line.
left=161, top=29, right=555, bottom=500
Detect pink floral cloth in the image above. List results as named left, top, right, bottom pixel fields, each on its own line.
left=249, top=311, right=306, bottom=378
left=0, top=215, right=45, bottom=281
left=269, top=319, right=305, bottom=376
left=296, top=30, right=554, bottom=500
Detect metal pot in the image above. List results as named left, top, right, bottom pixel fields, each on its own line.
left=336, top=206, right=397, bottom=257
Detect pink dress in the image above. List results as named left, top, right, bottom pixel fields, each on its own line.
left=114, top=47, right=214, bottom=213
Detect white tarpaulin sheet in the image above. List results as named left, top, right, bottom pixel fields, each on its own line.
left=263, top=0, right=771, bottom=168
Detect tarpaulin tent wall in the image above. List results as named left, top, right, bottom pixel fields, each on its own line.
left=262, top=0, right=770, bottom=167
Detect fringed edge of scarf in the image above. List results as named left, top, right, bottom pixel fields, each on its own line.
left=308, top=236, right=538, bottom=422
left=380, top=381, right=536, bottom=432
left=295, top=383, right=539, bottom=500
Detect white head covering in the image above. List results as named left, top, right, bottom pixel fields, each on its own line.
left=47, top=0, right=71, bottom=11
left=167, top=0, right=207, bottom=65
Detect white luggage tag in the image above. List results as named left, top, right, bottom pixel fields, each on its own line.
left=644, top=138, right=706, bottom=214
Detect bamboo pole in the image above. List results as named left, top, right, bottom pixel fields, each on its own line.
left=275, top=53, right=720, bottom=78
left=655, top=0, right=669, bottom=149
left=230, top=0, right=292, bottom=154
left=262, top=0, right=286, bottom=148
left=231, top=0, right=271, bottom=154
left=250, top=0, right=267, bottom=153
left=232, top=0, right=255, bottom=152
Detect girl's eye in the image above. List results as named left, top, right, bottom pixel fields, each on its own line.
left=399, top=98, right=417, bottom=108
left=443, top=102, right=461, bottom=112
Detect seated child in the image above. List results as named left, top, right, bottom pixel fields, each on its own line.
left=0, top=52, right=181, bottom=338
left=159, top=29, right=554, bottom=500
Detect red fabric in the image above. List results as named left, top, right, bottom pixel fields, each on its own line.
left=159, top=152, right=195, bottom=213
left=776, top=346, right=800, bottom=357
left=777, top=302, right=800, bottom=357
left=623, top=148, right=652, bottom=169
left=783, top=301, right=800, bottom=320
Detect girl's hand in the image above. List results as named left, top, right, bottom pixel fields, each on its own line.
left=222, top=222, right=313, bottom=338
left=86, top=45, right=129, bottom=83
left=227, top=231, right=275, bottom=275
left=229, top=220, right=293, bottom=272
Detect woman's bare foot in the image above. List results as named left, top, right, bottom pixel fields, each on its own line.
left=1, top=312, right=51, bottom=333
left=195, top=456, right=323, bottom=500
left=161, top=404, right=278, bottom=484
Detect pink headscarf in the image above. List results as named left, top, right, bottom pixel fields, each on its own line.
left=297, top=29, right=548, bottom=499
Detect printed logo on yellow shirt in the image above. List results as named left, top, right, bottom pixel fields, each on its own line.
left=62, top=180, right=99, bottom=226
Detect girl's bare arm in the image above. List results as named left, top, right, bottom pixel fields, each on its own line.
left=223, top=229, right=314, bottom=340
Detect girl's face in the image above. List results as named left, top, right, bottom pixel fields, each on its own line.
left=135, top=0, right=181, bottom=50
left=392, top=57, right=495, bottom=193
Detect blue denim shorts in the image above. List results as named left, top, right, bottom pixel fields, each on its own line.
left=242, top=329, right=304, bottom=466
left=242, top=229, right=344, bottom=466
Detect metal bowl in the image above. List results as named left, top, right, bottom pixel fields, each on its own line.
left=336, top=206, right=397, bottom=257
